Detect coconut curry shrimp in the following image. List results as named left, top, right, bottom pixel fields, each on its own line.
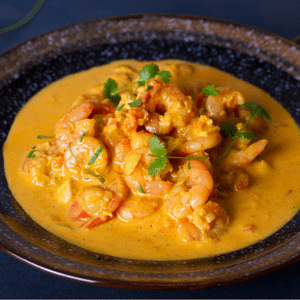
left=7, top=59, right=300, bottom=260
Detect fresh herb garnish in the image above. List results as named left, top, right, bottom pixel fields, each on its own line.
left=27, top=149, right=36, bottom=158
left=218, top=102, right=271, bottom=166
left=148, top=137, right=168, bottom=176
left=129, top=98, right=142, bottom=107
left=103, top=63, right=171, bottom=105
left=79, top=131, right=89, bottom=142
left=87, top=145, right=104, bottom=165
left=202, top=85, right=220, bottom=96
left=146, top=85, right=153, bottom=92
left=68, top=143, right=78, bottom=164
left=187, top=161, right=191, bottom=171
left=115, top=104, right=125, bottom=111
left=94, top=173, right=106, bottom=183
left=103, top=78, right=122, bottom=105
left=147, top=137, right=208, bottom=176
left=37, top=135, right=54, bottom=139
left=137, top=183, right=146, bottom=193
left=154, top=132, right=164, bottom=137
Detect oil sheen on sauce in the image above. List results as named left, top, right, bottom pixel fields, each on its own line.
left=3, top=59, right=300, bottom=260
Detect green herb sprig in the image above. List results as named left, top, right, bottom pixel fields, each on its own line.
left=129, top=98, right=142, bottom=107
left=27, top=146, right=37, bottom=158
left=79, top=131, right=89, bottom=142
left=103, top=63, right=171, bottom=105
left=37, top=135, right=54, bottom=139
left=87, top=145, right=104, bottom=166
left=202, top=85, right=220, bottom=96
left=68, top=143, right=78, bottom=164
left=137, top=183, right=146, bottom=194
left=147, top=137, right=208, bottom=176
left=218, top=102, right=271, bottom=166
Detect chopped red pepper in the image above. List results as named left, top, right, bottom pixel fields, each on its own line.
left=196, top=92, right=204, bottom=109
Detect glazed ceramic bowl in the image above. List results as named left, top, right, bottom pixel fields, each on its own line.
left=1, top=14, right=300, bottom=289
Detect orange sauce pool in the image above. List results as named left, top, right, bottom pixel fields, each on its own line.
left=3, top=59, right=300, bottom=260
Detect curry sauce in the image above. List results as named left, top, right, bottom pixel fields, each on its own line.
left=3, top=59, right=300, bottom=260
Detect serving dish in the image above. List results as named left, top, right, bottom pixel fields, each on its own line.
left=0, top=14, right=300, bottom=290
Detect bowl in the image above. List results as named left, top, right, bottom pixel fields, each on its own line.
left=1, top=14, right=300, bottom=289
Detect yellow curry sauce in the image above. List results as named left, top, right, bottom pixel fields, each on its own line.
left=3, top=59, right=300, bottom=260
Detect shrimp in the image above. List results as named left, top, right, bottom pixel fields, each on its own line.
left=124, top=148, right=173, bottom=195
left=176, top=200, right=229, bottom=241
left=237, top=105, right=268, bottom=133
left=177, top=219, right=203, bottom=242
left=72, top=177, right=128, bottom=229
left=55, top=99, right=115, bottom=153
left=117, top=132, right=173, bottom=195
left=117, top=197, right=161, bottom=221
left=165, top=160, right=213, bottom=219
left=205, top=87, right=245, bottom=122
left=187, top=200, right=229, bottom=239
left=64, top=135, right=108, bottom=176
left=225, top=139, right=269, bottom=167
left=139, top=78, right=197, bottom=135
left=115, top=138, right=131, bottom=167
left=55, top=101, right=95, bottom=152
left=179, top=115, right=222, bottom=154
left=216, top=168, right=250, bottom=192
left=22, top=142, right=64, bottom=186
left=122, top=107, right=149, bottom=136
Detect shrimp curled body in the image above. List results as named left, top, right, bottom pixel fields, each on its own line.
left=166, top=160, right=213, bottom=219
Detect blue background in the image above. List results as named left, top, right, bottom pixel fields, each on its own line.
left=0, top=0, right=300, bottom=298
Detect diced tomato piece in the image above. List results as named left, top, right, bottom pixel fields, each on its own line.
left=69, top=201, right=90, bottom=222
left=196, top=93, right=204, bottom=109
left=96, top=104, right=115, bottom=114
left=172, top=151, right=189, bottom=157
left=85, top=217, right=106, bottom=229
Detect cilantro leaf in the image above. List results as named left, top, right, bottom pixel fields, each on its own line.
left=158, top=70, right=172, bottom=83
left=87, top=145, right=104, bottom=165
left=129, top=98, right=142, bottom=107
left=103, top=64, right=172, bottom=104
left=146, top=85, right=153, bottom=92
left=139, top=63, right=159, bottom=82
left=149, top=137, right=167, bottom=157
left=79, top=131, right=89, bottom=142
left=37, top=135, right=54, bottom=139
left=218, top=102, right=271, bottom=166
left=241, top=103, right=271, bottom=119
left=27, top=150, right=36, bottom=158
left=137, top=80, right=146, bottom=87
left=94, top=173, right=106, bottom=183
left=154, top=132, right=164, bottom=137
left=137, top=183, right=146, bottom=193
left=115, top=104, right=125, bottom=111
left=202, top=85, right=220, bottom=96
left=148, top=156, right=168, bottom=176
left=103, top=78, right=121, bottom=105
left=238, top=131, right=255, bottom=141
left=187, top=161, right=191, bottom=171
left=220, top=122, right=238, bottom=138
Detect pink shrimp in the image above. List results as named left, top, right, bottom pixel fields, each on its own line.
left=225, top=139, right=269, bottom=167
left=55, top=100, right=115, bottom=153
left=165, top=160, right=213, bottom=219
left=205, top=87, right=245, bottom=122
left=71, top=177, right=128, bottom=229
left=117, top=197, right=162, bottom=221
left=139, top=78, right=197, bottom=135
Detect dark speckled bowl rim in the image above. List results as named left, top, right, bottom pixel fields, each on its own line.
left=1, top=14, right=300, bottom=289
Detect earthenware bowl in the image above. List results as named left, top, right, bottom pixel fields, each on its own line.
left=1, top=14, right=300, bottom=289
